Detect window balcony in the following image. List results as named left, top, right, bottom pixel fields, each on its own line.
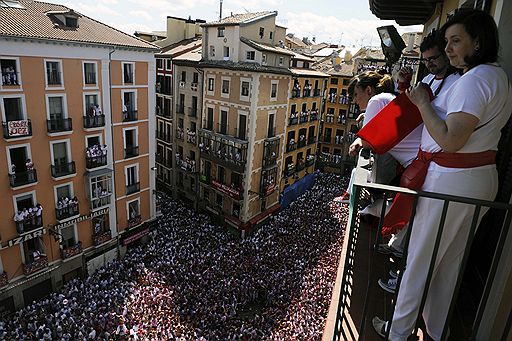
left=9, top=169, right=37, bottom=188
left=47, top=118, right=72, bottom=133
left=305, top=155, right=315, bottom=166
left=286, top=142, right=297, bottom=153
left=313, top=89, right=321, bottom=97
left=126, top=182, right=140, bottom=195
left=198, top=129, right=248, bottom=173
left=2, top=119, right=32, bottom=139
left=14, top=215, right=43, bottom=235
left=328, top=93, right=337, bottom=103
left=291, top=88, right=301, bottom=98
left=310, top=111, right=319, bottom=121
left=295, top=161, right=305, bottom=172
left=284, top=163, right=295, bottom=177
left=289, top=115, right=298, bottom=126
left=124, top=146, right=139, bottom=159
left=176, top=104, right=185, bottom=115
left=51, top=161, right=76, bottom=178
left=308, top=135, right=317, bottom=145
left=47, top=71, right=62, bottom=85
left=92, top=192, right=111, bottom=210
left=176, top=158, right=197, bottom=173
left=55, top=203, right=79, bottom=221
left=86, top=153, right=107, bottom=169
left=323, top=136, right=332, bottom=144
left=263, top=139, right=279, bottom=169
left=188, top=107, right=198, bottom=117
left=298, top=139, right=307, bottom=149
left=317, top=152, right=344, bottom=166
left=83, top=114, right=105, bottom=128
left=176, top=127, right=184, bottom=140
left=187, top=131, right=197, bottom=145
left=23, top=256, right=48, bottom=276
left=1, top=70, right=20, bottom=86
left=122, top=110, right=138, bottom=122
left=334, top=136, right=344, bottom=145
left=128, top=214, right=142, bottom=228
left=0, top=272, right=7, bottom=288
left=299, top=113, right=309, bottom=124
left=93, top=230, right=111, bottom=246
left=61, top=242, right=82, bottom=260
left=302, top=88, right=311, bottom=97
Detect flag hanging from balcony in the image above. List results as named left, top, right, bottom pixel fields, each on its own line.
left=356, top=90, right=433, bottom=154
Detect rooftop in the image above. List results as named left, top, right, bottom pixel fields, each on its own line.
left=202, top=11, right=277, bottom=27
left=240, top=37, right=295, bottom=56
left=158, top=37, right=202, bottom=58
left=0, top=0, right=158, bottom=50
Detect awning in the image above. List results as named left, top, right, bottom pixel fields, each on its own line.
left=369, top=0, right=440, bottom=26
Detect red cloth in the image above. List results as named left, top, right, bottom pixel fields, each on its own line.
left=381, top=149, right=497, bottom=236
left=357, top=89, right=434, bottom=155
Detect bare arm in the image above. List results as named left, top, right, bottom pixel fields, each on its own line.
left=348, top=137, right=372, bottom=156
left=407, top=83, right=479, bottom=152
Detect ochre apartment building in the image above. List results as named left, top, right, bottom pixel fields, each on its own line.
left=0, top=0, right=157, bottom=312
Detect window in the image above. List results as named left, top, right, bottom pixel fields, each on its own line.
left=207, top=77, right=214, bottom=92
left=2, top=96, right=25, bottom=121
left=156, top=59, right=163, bottom=69
left=65, top=16, right=78, bottom=28
left=246, top=51, right=255, bottom=61
left=206, top=107, right=214, bottom=130
left=220, top=109, right=228, bottom=134
left=262, top=54, right=267, bottom=65
left=223, top=46, right=230, bottom=59
left=123, top=62, right=134, bottom=83
left=279, top=57, right=284, bottom=66
left=89, top=172, right=112, bottom=207
left=330, top=78, right=338, bottom=85
left=124, top=128, right=138, bottom=158
left=209, top=45, right=215, bottom=57
left=241, top=81, right=250, bottom=98
left=181, top=71, right=186, bottom=82
left=193, top=72, right=199, bottom=84
left=217, top=27, right=225, bottom=37
left=84, top=94, right=99, bottom=116
left=0, top=58, right=20, bottom=86
left=238, top=113, right=247, bottom=140
left=259, top=27, right=264, bottom=39
left=83, top=62, right=97, bottom=85
left=51, top=140, right=75, bottom=178
left=125, top=165, right=139, bottom=194
left=222, top=79, right=230, bottom=95
left=166, top=59, right=172, bottom=70
left=46, top=61, right=62, bottom=85
left=270, top=81, right=278, bottom=100
left=218, top=166, right=225, bottom=184
left=269, top=31, right=273, bottom=40
left=128, top=199, right=140, bottom=220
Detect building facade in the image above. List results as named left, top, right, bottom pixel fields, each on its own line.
left=0, top=0, right=157, bottom=312
left=198, top=11, right=293, bottom=234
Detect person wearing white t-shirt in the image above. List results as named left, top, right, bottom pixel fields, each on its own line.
left=373, top=10, right=512, bottom=340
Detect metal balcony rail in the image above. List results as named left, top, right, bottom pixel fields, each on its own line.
left=83, top=114, right=105, bottom=128
left=9, top=169, right=37, bottom=187
left=1, top=70, right=20, bottom=85
left=47, top=71, right=61, bottom=85
left=51, top=161, right=76, bottom=178
left=124, top=146, right=139, bottom=159
left=126, top=182, right=140, bottom=195
left=55, top=203, right=79, bottom=221
left=328, top=154, right=512, bottom=341
left=47, top=117, right=72, bottom=133
left=308, top=135, right=317, bottom=145
left=122, top=110, right=138, bottom=122
left=85, top=72, right=97, bottom=85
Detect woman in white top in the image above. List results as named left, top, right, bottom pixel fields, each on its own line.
left=374, top=9, right=512, bottom=340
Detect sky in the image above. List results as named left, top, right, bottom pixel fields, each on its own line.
left=54, top=0, right=423, bottom=48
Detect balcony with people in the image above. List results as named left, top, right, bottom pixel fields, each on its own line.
left=55, top=196, right=79, bottom=221
left=286, top=138, right=296, bottom=153
left=176, top=154, right=197, bottom=174
left=1, top=59, right=20, bottom=86
left=84, top=104, right=105, bottom=128
left=9, top=161, right=37, bottom=188
left=23, top=254, right=48, bottom=276
left=198, top=129, right=248, bottom=173
left=297, top=134, right=307, bottom=149
left=13, top=204, right=43, bottom=235
left=299, top=112, right=309, bottom=124
left=302, top=83, right=312, bottom=97
left=284, top=161, right=295, bottom=177
left=260, top=167, right=277, bottom=197
left=310, top=110, right=319, bottom=121
left=176, top=127, right=184, bottom=141
left=328, top=92, right=337, bottom=103
left=263, top=139, right=279, bottom=169
left=295, top=157, right=305, bottom=172
left=186, top=129, right=197, bottom=145
left=86, top=144, right=107, bottom=169
left=289, top=111, right=299, bottom=126
left=305, top=154, right=315, bottom=167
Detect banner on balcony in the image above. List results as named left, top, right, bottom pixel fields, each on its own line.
left=8, top=120, right=29, bottom=137
left=52, top=208, right=109, bottom=230
left=211, top=180, right=241, bottom=200
left=0, top=228, right=46, bottom=250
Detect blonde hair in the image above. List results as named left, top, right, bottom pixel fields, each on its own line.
left=348, top=71, right=394, bottom=97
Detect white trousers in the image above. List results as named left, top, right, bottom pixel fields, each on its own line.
left=389, top=165, right=498, bottom=341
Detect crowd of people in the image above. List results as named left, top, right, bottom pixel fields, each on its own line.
left=13, top=204, right=43, bottom=234
left=0, top=173, right=350, bottom=340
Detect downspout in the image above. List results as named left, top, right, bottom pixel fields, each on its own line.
left=108, top=46, right=120, bottom=244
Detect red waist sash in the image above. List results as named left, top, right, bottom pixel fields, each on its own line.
left=381, top=149, right=497, bottom=236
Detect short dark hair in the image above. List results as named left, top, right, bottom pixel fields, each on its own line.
left=441, top=9, right=499, bottom=70
left=420, top=29, right=446, bottom=53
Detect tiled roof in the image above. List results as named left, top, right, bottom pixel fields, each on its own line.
left=290, top=51, right=315, bottom=62
left=0, top=0, right=158, bottom=50
left=199, top=60, right=292, bottom=76
left=173, top=46, right=202, bottom=63
left=290, top=68, right=329, bottom=77
left=240, top=37, right=295, bottom=56
left=202, top=11, right=277, bottom=27
left=158, top=37, right=201, bottom=57
left=285, top=34, right=307, bottom=48
left=312, top=59, right=354, bottom=77
left=352, top=47, right=385, bottom=61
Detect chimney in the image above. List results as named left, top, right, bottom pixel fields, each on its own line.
left=219, top=0, right=223, bottom=21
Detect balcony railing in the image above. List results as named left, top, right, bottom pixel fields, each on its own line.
left=0, top=272, right=7, bottom=288
left=198, top=129, right=249, bottom=173
left=23, top=255, right=48, bottom=276
left=128, top=214, right=142, bottom=228
left=176, top=127, right=184, bottom=140
left=308, top=135, right=316, bottom=145
left=15, top=216, right=43, bottom=235
left=92, top=193, right=111, bottom=210
left=83, top=114, right=105, bottom=128
left=298, top=138, right=307, bottom=149
left=126, top=182, right=140, bottom=195
left=188, top=107, right=198, bottom=117
left=291, top=88, right=301, bottom=98
left=93, top=231, right=112, bottom=246
left=47, top=118, right=72, bottom=133
left=124, top=146, right=139, bottom=159
left=295, top=161, right=305, bottom=172
left=86, top=154, right=107, bottom=169
left=289, top=115, right=299, bottom=126
left=51, top=161, right=76, bottom=178
left=122, top=110, right=138, bottom=122
left=305, top=156, right=315, bottom=166
left=310, top=111, right=319, bottom=121
left=9, top=169, right=37, bottom=188
left=55, top=203, right=79, bottom=221
left=286, top=142, right=297, bottom=153
left=327, top=152, right=512, bottom=341
left=284, top=163, right=295, bottom=177
left=61, top=242, right=82, bottom=259
left=299, top=113, right=309, bottom=124
left=313, top=89, right=321, bottom=97
left=1, top=70, right=20, bottom=86
left=2, top=119, right=32, bottom=139
left=47, top=71, right=61, bottom=85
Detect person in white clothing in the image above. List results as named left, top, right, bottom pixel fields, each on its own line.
left=373, top=9, right=512, bottom=340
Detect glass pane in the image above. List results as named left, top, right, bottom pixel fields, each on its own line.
left=49, top=97, right=63, bottom=118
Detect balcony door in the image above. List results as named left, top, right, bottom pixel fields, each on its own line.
left=126, top=166, right=137, bottom=187
left=49, top=97, right=64, bottom=122
left=268, top=113, right=275, bottom=137
left=238, top=114, right=247, bottom=140
left=207, top=107, right=214, bottom=130
left=52, top=142, right=68, bottom=166
left=9, top=146, right=28, bottom=172
left=4, top=97, right=23, bottom=121
left=220, top=110, right=228, bottom=134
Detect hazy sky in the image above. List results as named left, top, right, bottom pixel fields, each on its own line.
left=54, top=0, right=423, bottom=48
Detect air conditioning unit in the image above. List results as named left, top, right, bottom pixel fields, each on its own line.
left=179, top=81, right=185, bottom=88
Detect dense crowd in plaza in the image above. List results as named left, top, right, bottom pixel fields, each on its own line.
left=0, top=173, right=349, bottom=340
